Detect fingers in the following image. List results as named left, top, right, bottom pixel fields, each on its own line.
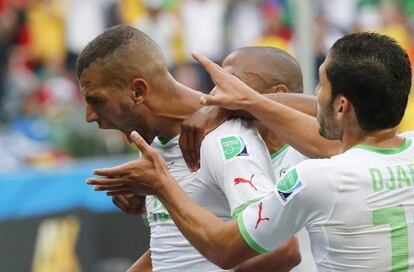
left=112, top=195, right=129, bottom=210
left=128, top=194, right=146, bottom=205
left=192, top=126, right=202, bottom=170
left=200, top=94, right=218, bottom=106
left=87, top=177, right=125, bottom=186
left=192, top=51, right=224, bottom=80
left=130, top=131, right=152, bottom=154
left=112, top=194, right=146, bottom=214
left=107, top=190, right=135, bottom=196
left=93, top=164, right=127, bottom=177
left=93, top=183, right=128, bottom=192
left=185, top=125, right=197, bottom=171
left=179, top=123, right=196, bottom=171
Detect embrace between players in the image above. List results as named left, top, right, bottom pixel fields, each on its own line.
left=78, top=25, right=414, bottom=272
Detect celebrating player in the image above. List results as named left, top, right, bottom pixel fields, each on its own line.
left=89, top=32, right=414, bottom=271
left=78, top=25, right=308, bottom=271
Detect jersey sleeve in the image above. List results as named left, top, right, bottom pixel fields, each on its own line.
left=200, top=131, right=275, bottom=218
left=236, top=161, right=336, bottom=253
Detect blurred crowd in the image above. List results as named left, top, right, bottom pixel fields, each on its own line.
left=0, top=0, right=413, bottom=172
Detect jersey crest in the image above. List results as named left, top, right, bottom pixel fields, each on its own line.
left=276, top=168, right=305, bottom=205
left=220, top=135, right=249, bottom=162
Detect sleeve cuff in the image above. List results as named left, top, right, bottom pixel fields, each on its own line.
left=237, top=212, right=269, bottom=254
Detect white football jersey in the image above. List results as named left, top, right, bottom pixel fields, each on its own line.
left=270, top=145, right=317, bottom=272
left=238, top=138, right=414, bottom=271
left=271, top=144, right=308, bottom=180
left=146, top=119, right=275, bottom=271
left=400, top=130, right=414, bottom=138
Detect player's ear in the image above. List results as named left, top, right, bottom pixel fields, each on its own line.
left=335, top=95, right=350, bottom=121
left=269, top=84, right=289, bottom=94
left=131, top=78, right=150, bottom=105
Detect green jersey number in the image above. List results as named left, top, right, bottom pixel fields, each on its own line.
left=373, top=205, right=411, bottom=271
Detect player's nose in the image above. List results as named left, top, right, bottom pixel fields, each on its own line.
left=85, top=104, right=99, bottom=123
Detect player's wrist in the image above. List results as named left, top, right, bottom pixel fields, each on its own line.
left=155, top=174, right=177, bottom=197
left=240, top=91, right=263, bottom=112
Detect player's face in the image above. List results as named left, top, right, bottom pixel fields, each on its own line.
left=80, top=68, right=154, bottom=142
left=315, top=58, right=342, bottom=140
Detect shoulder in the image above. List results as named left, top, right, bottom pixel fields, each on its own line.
left=203, top=119, right=258, bottom=143
left=274, top=157, right=340, bottom=206
left=201, top=119, right=263, bottom=161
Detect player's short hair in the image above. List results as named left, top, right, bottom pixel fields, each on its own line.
left=76, top=25, right=167, bottom=87
left=326, top=32, right=412, bottom=131
left=232, top=46, right=303, bottom=93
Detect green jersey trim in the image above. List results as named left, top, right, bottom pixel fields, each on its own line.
left=351, top=138, right=412, bottom=155
left=158, top=136, right=176, bottom=145
left=142, top=215, right=150, bottom=228
left=237, top=214, right=269, bottom=254
left=232, top=197, right=264, bottom=218
left=270, top=144, right=290, bottom=160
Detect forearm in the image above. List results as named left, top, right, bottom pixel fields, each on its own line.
left=128, top=250, right=152, bottom=272
left=242, top=93, right=342, bottom=158
left=228, top=93, right=317, bottom=120
left=156, top=176, right=257, bottom=269
left=264, top=93, right=317, bottom=117
left=234, top=236, right=300, bottom=272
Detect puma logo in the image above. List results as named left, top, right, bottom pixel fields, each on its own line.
left=234, top=174, right=257, bottom=191
left=255, top=202, right=270, bottom=229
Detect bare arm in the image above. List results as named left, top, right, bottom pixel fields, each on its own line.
left=180, top=93, right=319, bottom=170
left=228, top=93, right=316, bottom=119
left=263, top=93, right=316, bottom=117
left=192, top=51, right=342, bottom=158
left=234, top=236, right=300, bottom=272
left=127, top=250, right=152, bottom=272
left=156, top=176, right=258, bottom=269
left=89, top=132, right=259, bottom=269
left=241, top=93, right=341, bottom=158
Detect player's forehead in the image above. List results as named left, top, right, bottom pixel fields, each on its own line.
left=79, top=67, right=106, bottom=94
left=318, top=57, right=330, bottom=81
left=222, top=51, right=253, bottom=77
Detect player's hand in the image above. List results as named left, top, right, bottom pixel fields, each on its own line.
left=112, top=194, right=146, bottom=215
left=179, top=106, right=230, bottom=171
left=87, top=131, right=172, bottom=196
left=192, top=51, right=261, bottom=110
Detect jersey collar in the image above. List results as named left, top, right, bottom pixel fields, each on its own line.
left=351, top=138, right=412, bottom=155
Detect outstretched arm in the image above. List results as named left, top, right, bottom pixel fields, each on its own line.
left=88, top=132, right=259, bottom=269
left=234, top=236, right=300, bottom=272
left=191, top=51, right=343, bottom=158
left=179, top=94, right=317, bottom=170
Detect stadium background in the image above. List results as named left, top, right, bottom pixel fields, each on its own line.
left=0, top=0, right=413, bottom=271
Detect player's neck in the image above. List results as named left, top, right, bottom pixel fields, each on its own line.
left=151, top=78, right=204, bottom=138
left=259, top=127, right=287, bottom=155
left=342, top=126, right=404, bottom=151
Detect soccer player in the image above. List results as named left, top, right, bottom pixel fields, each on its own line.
left=211, top=46, right=317, bottom=272
left=89, top=32, right=414, bottom=271
left=78, top=25, right=302, bottom=271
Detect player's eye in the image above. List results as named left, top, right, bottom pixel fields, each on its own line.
left=86, top=96, right=104, bottom=106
